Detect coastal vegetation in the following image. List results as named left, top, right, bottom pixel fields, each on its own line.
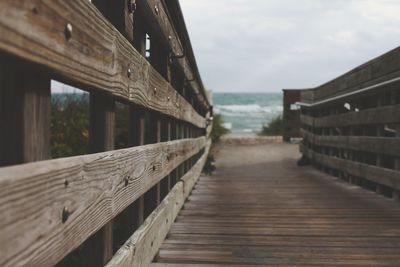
left=210, top=114, right=230, bottom=142
left=260, top=115, right=283, bottom=136
left=51, top=93, right=89, bottom=158
left=203, top=114, right=230, bottom=175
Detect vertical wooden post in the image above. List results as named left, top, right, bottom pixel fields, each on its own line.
left=142, top=35, right=169, bottom=216
left=160, top=117, right=171, bottom=199
left=167, top=120, right=172, bottom=189
left=144, top=112, right=161, bottom=217
left=128, top=106, right=146, bottom=228
left=87, top=92, right=115, bottom=267
left=170, top=119, right=178, bottom=186
left=92, top=0, right=134, bottom=42
left=375, top=96, right=384, bottom=194
left=393, top=125, right=400, bottom=201
left=128, top=4, right=147, bottom=229
left=0, top=57, right=51, bottom=166
left=179, top=86, right=187, bottom=178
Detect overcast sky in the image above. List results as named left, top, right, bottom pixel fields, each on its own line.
left=180, top=0, right=400, bottom=92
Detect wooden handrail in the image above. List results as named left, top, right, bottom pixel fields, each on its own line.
left=0, top=0, right=212, bottom=266
left=299, top=48, right=400, bottom=198
left=0, top=137, right=206, bottom=267
left=0, top=0, right=206, bottom=128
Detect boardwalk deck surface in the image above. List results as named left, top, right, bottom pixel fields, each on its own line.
left=152, top=143, right=400, bottom=266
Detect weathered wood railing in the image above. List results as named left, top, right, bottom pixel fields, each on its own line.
left=0, top=1, right=212, bottom=266
left=299, top=47, right=400, bottom=199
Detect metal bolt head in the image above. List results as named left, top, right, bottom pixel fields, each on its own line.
left=154, top=87, right=157, bottom=94
left=64, top=23, right=73, bottom=41
left=168, top=35, right=172, bottom=40
left=127, top=68, right=132, bottom=77
left=154, top=5, right=159, bottom=15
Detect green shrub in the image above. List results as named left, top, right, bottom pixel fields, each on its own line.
left=202, top=114, right=229, bottom=175
left=210, top=114, right=229, bottom=143
left=51, top=93, right=89, bottom=158
left=260, top=115, right=283, bottom=136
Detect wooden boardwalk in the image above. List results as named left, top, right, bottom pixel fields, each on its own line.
left=153, top=143, right=400, bottom=266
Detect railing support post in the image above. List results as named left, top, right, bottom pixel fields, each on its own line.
left=86, top=92, right=115, bottom=267
left=0, top=57, right=51, bottom=166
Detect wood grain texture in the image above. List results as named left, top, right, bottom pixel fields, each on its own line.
left=137, top=0, right=209, bottom=109
left=86, top=91, right=116, bottom=267
left=106, top=140, right=211, bottom=267
left=311, top=152, right=400, bottom=190
left=313, top=104, right=400, bottom=128
left=301, top=105, right=400, bottom=128
left=0, top=56, right=51, bottom=166
left=0, top=137, right=205, bottom=267
left=181, top=140, right=211, bottom=199
left=155, top=143, right=400, bottom=266
left=310, top=47, right=400, bottom=101
left=302, top=130, right=400, bottom=157
left=0, top=0, right=206, bottom=128
left=300, top=114, right=314, bottom=127
left=105, top=182, right=185, bottom=267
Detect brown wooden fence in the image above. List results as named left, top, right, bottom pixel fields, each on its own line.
left=299, top=47, right=400, bottom=199
left=0, top=1, right=212, bottom=266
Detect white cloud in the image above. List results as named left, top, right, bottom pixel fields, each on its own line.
left=180, top=0, right=400, bottom=92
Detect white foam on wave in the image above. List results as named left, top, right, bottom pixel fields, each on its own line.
left=214, top=104, right=283, bottom=116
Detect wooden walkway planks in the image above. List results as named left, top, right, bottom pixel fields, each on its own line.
left=153, top=143, right=400, bottom=266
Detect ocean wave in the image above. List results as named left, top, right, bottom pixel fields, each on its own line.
left=214, top=104, right=283, bottom=115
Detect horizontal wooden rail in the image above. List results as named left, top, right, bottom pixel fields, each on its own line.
left=0, top=137, right=206, bottom=267
left=106, top=140, right=211, bottom=267
left=301, top=105, right=400, bottom=128
left=108, top=181, right=184, bottom=267
left=137, top=0, right=209, bottom=109
left=313, top=105, right=400, bottom=128
left=296, top=77, right=400, bottom=107
left=312, top=47, right=400, bottom=101
left=302, top=130, right=400, bottom=157
left=299, top=48, right=400, bottom=198
left=0, top=0, right=206, bottom=128
left=303, top=148, right=400, bottom=191
left=300, top=114, right=314, bottom=127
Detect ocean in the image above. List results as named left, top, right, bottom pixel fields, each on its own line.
left=213, top=92, right=283, bottom=133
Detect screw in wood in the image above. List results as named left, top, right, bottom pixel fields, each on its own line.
left=154, top=5, right=159, bottom=15
left=127, top=68, right=132, bottom=78
left=62, top=207, right=70, bottom=223
left=64, top=23, right=73, bottom=41
left=167, top=96, right=170, bottom=101
left=154, top=87, right=157, bottom=94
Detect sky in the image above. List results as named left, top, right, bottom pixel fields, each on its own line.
left=180, top=0, right=400, bottom=92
